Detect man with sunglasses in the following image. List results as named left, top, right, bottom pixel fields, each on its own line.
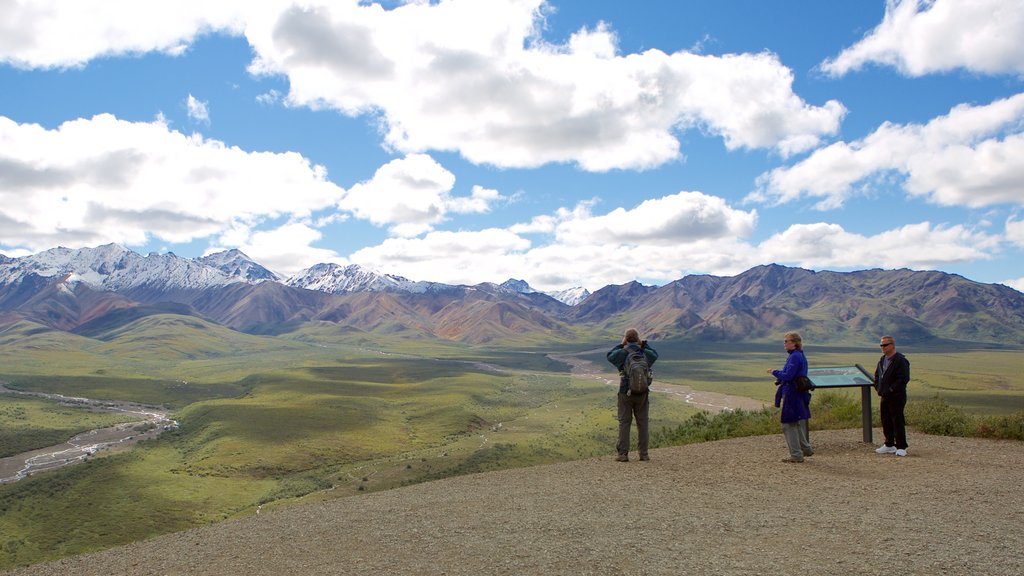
left=874, top=336, right=911, bottom=456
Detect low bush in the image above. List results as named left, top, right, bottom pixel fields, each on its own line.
left=653, top=391, right=1024, bottom=448
left=906, top=395, right=972, bottom=437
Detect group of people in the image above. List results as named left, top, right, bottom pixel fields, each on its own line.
left=606, top=329, right=911, bottom=463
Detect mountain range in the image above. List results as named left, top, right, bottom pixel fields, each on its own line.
left=2, top=244, right=1024, bottom=345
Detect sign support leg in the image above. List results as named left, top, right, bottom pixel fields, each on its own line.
left=861, top=385, right=873, bottom=443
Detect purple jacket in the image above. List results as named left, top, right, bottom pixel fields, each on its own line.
left=772, top=349, right=811, bottom=424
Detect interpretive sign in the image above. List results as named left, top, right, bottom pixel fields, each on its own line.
left=807, top=365, right=874, bottom=388
left=806, top=364, right=876, bottom=442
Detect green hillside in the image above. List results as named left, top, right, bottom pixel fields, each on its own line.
left=2, top=320, right=1023, bottom=570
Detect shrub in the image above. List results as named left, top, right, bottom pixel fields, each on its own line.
left=653, top=391, right=1024, bottom=448
left=974, top=411, right=1024, bottom=441
left=906, top=395, right=972, bottom=437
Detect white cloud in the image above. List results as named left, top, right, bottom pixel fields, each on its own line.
left=350, top=228, right=532, bottom=286
left=338, top=154, right=504, bottom=237
left=339, top=185, right=1003, bottom=291
left=256, top=1, right=845, bottom=169
left=1007, top=217, right=1024, bottom=247
left=750, top=94, right=1024, bottom=209
left=0, top=0, right=248, bottom=69
left=554, top=191, right=757, bottom=246
left=1003, top=277, right=1024, bottom=293
left=757, top=221, right=999, bottom=270
left=0, top=114, right=344, bottom=253
left=345, top=190, right=762, bottom=290
left=822, top=0, right=1024, bottom=77
left=211, top=220, right=346, bottom=277
left=186, top=94, right=210, bottom=124
left=0, top=2, right=845, bottom=170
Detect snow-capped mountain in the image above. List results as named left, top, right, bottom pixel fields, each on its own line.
left=286, top=263, right=436, bottom=294
left=0, top=244, right=236, bottom=292
left=500, top=279, right=535, bottom=293
left=548, top=286, right=591, bottom=306
left=197, top=249, right=281, bottom=283
left=500, top=278, right=589, bottom=305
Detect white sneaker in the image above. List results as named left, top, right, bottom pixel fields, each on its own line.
left=875, top=445, right=897, bottom=454
left=895, top=449, right=907, bottom=457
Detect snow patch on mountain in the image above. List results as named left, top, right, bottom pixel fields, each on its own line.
left=286, top=263, right=438, bottom=294
left=547, top=286, right=591, bottom=306
left=500, top=278, right=589, bottom=305
left=0, top=244, right=236, bottom=292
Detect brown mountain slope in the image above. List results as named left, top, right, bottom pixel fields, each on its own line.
left=9, top=430, right=1022, bottom=576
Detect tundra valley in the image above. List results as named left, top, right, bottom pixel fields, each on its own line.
left=1, top=245, right=1023, bottom=569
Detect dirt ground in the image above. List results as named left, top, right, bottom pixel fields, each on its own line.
left=6, top=428, right=1023, bottom=576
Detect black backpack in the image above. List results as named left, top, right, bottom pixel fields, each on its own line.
left=794, top=375, right=815, bottom=392
left=624, top=348, right=652, bottom=395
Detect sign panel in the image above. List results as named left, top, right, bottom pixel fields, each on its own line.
left=807, top=364, right=874, bottom=389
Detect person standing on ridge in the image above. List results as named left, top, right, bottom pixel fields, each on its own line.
left=767, top=331, right=812, bottom=463
left=874, top=335, right=911, bottom=456
left=607, top=328, right=658, bottom=462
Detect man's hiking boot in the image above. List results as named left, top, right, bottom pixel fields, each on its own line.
left=615, top=454, right=629, bottom=462
left=639, top=455, right=650, bottom=461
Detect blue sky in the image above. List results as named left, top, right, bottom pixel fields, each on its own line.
left=1, top=0, right=1023, bottom=292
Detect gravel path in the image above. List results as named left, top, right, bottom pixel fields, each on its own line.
left=7, top=429, right=1023, bottom=576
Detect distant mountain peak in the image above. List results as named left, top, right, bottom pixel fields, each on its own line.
left=197, top=250, right=281, bottom=283
left=286, top=262, right=425, bottom=294
left=500, top=278, right=535, bottom=293
left=547, top=286, right=590, bottom=306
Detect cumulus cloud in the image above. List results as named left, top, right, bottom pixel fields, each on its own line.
left=338, top=154, right=505, bottom=237
left=0, top=114, right=344, bottom=253
left=350, top=228, right=532, bottom=285
left=554, top=191, right=757, bottom=246
left=821, top=0, right=1024, bottom=77
left=0, top=0, right=248, bottom=69
left=757, top=221, right=999, bottom=270
left=347, top=190, right=999, bottom=290
left=750, top=94, right=1024, bottom=209
left=0, top=1, right=844, bottom=171
left=245, top=2, right=844, bottom=169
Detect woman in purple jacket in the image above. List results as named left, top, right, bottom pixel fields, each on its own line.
left=767, top=331, right=812, bottom=463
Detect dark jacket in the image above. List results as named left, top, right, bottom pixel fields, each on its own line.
left=772, top=349, right=811, bottom=424
left=607, top=342, right=658, bottom=394
left=874, top=352, right=910, bottom=396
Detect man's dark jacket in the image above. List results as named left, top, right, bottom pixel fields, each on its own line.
left=874, top=352, right=910, bottom=396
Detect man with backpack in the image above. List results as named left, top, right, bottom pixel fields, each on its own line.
left=606, top=328, right=659, bottom=462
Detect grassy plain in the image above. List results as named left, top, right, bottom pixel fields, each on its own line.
left=1, top=325, right=1022, bottom=570
left=0, top=330, right=697, bottom=569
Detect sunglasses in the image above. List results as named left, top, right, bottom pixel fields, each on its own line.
left=879, top=343, right=893, bottom=348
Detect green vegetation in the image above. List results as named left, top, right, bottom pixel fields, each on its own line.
left=0, top=396, right=138, bottom=457
left=652, top=390, right=1024, bottom=447
left=1, top=331, right=1022, bottom=570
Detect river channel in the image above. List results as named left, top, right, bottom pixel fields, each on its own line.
left=0, top=384, right=177, bottom=484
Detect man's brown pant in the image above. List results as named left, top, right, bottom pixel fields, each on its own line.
left=617, top=391, right=649, bottom=457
